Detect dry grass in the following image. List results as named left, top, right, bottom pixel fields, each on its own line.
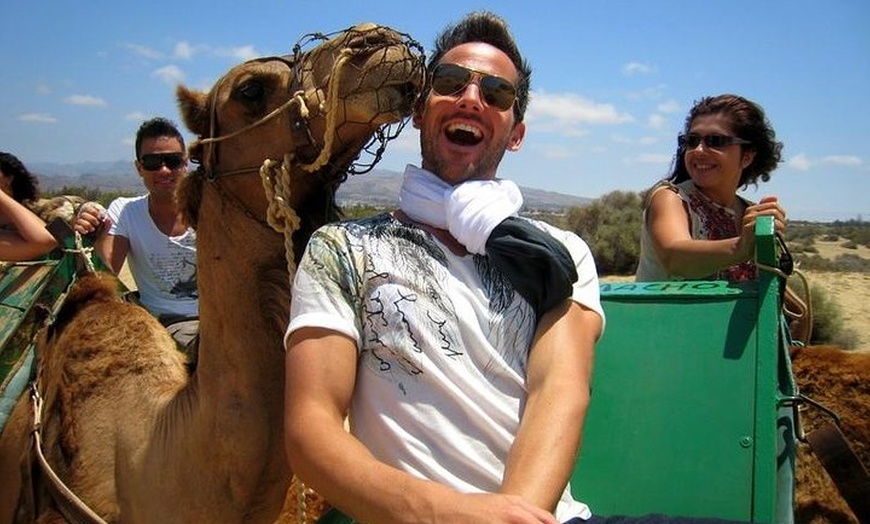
left=798, top=238, right=870, bottom=349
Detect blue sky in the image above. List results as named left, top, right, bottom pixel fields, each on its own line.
left=2, top=1, right=867, bottom=221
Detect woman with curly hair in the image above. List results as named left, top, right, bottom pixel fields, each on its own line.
left=635, top=94, right=786, bottom=282
left=0, top=151, right=56, bottom=260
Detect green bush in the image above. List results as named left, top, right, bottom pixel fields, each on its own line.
left=803, top=285, right=858, bottom=349
left=564, top=190, right=643, bottom=275
left=43, top=185, right=138, bottom=207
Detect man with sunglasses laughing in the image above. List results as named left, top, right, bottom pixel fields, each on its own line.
left=90, top=117, right=199, bottom=356
left=285, top=11, right=750, bottom=524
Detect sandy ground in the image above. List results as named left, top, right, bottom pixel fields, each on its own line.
left=118, top=260, right=135, bottom=290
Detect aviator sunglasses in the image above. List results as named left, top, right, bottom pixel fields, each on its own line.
left=139, top=152, right=186, bottom=171
left=430, top=63, right=517, bottom=112
left=678, top=134, right=751, bottom=150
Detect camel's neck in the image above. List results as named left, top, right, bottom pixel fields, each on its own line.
left=194, top=181, right=290, bottom=396
left=185, top=181, right=291, bottom=501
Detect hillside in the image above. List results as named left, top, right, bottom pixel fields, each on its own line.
left=31, top=161, right=593, bottom=212
left=337, top=170, right=592, bottom=212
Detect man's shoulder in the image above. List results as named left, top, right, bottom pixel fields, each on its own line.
left=107, top=194, right=147, bottom=215
left=110, top=194, right=147, bottom=207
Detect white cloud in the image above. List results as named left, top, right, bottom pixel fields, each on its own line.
left=530, top=91, right=634, bottom=132
left=125, top=111, right=147, bottom=121
left=65, top=94, right=107, bottom=107
left=789, top=154, right=811, bottom=171
left=820, top=155, right=862, bottom=166
left=647, top=113, right=667, bottom=130
left=656, top=99, right=680, bottom=113
left=153, top=65, right=185, bottom=85
left=622, top=62, right=653, bottom=76
left=36, top=84, right=52, bottom=95
left=624, top=85, right=667, bottom=101
left=124, top=43, right=163, bottom=60
left=215, top=45, right=260, bottom=62
left=634, top=153, right=671, bottom=164
left=174, top=41, right=195, bottom=59
left=537, top=144, right=578, bottom=160
left=17, top=113, right=57, bottom=123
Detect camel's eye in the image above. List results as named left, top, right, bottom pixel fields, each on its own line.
left=236, top=81, right=265, bottom=102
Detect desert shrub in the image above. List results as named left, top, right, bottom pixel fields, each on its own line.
left=340, top=204, right=386, bottom=220
left=821, top=234, right=839, bottom=242
left=805, top=286, right=854, bottom=348
left=43, top=186, right=138, bottom=207
left=783, top=223, right=820, bottom=244
left=842, top=240, right=858, bottom=249
left=565, top=190, right=643, bottom=275
left=787, top=242, right=812, bottom=254
left=796, top=253, right=870, bottom=273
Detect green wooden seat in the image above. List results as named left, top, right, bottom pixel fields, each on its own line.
left=0, top=258, right=74, bottom=431
left=1, top=221, right=105, bottom=432
left=571, top=217, right=796, bottom=522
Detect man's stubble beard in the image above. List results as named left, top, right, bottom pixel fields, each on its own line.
left=420, top=133, right=510, bottom=185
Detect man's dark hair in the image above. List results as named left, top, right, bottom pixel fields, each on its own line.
left=134, top=117, right=186, bottom=160
left=427, top=11, right=532, bottom=123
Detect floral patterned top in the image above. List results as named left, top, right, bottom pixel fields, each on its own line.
left=635, top=180, right=756, bottom=282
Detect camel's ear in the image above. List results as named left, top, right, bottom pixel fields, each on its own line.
left=176, top=85, right=209, bottom=137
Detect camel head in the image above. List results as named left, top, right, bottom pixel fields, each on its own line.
left=176, top=23, right=425, bottom=258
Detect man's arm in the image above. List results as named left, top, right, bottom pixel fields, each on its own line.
left=94, top=229, right=129, bottom=274
left=284, top=327, right=560, bottom=524
left=501, top=300, right=603, bottom=511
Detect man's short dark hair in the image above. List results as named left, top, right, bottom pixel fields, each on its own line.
left=135, top=117, right=185, bottom=160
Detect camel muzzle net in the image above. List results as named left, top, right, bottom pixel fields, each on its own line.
left=259, top=25, right=425, bottom=279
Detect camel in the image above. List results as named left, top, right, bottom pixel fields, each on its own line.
left=0, top=22, right=424, bottom=524
left=791, top=345, right=870, bottom=524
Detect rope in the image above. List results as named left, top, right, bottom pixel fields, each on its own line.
left=198, top=91, right=308, bottom=149
left=63, top=232, right=96, bottom=274
left=298, top=49, right=352, bottom=173
left=29, top=383, right=109, bottom=524
left=260, top=156, right=302, bottom=278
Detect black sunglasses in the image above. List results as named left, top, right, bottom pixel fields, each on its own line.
left=678, top=134, right=751, bottom=150
left=430, top=63, right=517, bottom=112
left=140, top=152, right=185, bottom=171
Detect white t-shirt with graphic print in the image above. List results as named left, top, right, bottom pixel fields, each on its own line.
left=106, top=195, right=198, bottom=319
left=286, top=213, right=603, bottom=522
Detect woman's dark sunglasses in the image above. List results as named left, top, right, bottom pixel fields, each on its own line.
left=140, top=152, right=185, bottom=171
left=678, top=134, right=751, bottom=150
left=430, top=63, right=517, bottom=112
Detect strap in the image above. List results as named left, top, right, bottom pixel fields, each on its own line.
left=805, top=421, right=870, bottom=523
left=29, top=384, right=109, bottom=524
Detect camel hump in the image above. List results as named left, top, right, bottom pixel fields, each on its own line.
left=52, top=272, right=123, bottom=333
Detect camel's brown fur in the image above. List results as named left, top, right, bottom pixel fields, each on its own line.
left=791, top=345, right=870, bottom=524
left=0, top=23, right=422, bottom=524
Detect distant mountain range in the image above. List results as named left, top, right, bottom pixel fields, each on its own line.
left=31, top=161, right=592, bottom=212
